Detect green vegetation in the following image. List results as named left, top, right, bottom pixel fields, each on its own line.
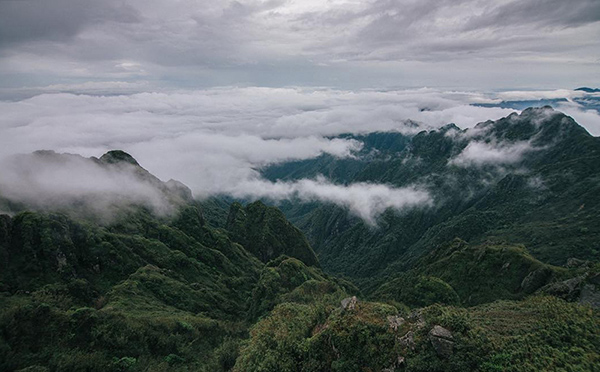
left=264, top=108, right=600, bottom=281
left=236, top=296, right=600, bottom=372
left=226, top=201, right=319, bottom=266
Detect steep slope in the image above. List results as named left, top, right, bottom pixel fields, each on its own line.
left=0, top=151, right=334, bottom=372
left=226, top=201, right=319, bottom=267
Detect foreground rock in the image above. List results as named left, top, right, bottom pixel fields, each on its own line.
left=429, top=325, right=454, bottom=358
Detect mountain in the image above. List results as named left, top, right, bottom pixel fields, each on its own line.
left=226, top=201, right=319, bottom=266
left=262, top=107, right=600, bottom=284
left=0, top=151, right=341, bottom=372
left=575, top=87, right=600, bottom=93
left=1, top=108, right=600, bottom=371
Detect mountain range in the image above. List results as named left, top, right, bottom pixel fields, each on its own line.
left=1, top=107, right=599, bottom=371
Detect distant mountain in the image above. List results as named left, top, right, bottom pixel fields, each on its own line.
left=0, top=149, right=193, bottom=220
left=262, top=107, right=600, bottom=282
left=473, top=88, right=600, bottom=112
left=575, top=87, right=600, bottom=93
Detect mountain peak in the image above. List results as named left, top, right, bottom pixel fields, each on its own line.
left=99, top=150, right=140, bottom=166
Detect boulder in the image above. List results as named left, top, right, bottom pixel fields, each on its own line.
left=520, top=267, right=553, bottom=293
left=397, top=331, right=415, bottom=350
left=387, top=315, right=405, bottom=331
left=579, top=284, right=600, bottom=309
left=429, top=325, right=454, bottom=359
left=340, top=296, right=358, bottom=311
left=540, top=276, right=585, bottom=301
left=566, top=258, right=592, bottom=269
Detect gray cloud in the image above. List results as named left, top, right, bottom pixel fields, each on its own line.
left=463, top=0, right=600, bottom=30
left=0, top=0, right=140, bottom=47
left=230, top=176, right=433, bottom=225
left=0, top=0, right=598, bottom=90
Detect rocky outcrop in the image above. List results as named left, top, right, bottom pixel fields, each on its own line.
left=429, top=325, right=454, bottom=359
left=540, top=271, right=600, bottom=308
left=521, top=267, right=553, bottom=294
left=580, top=284, right=600, bottom=308
left=566, top=258, right=592, bottom=269
left=541, top=276, right=585, bottom=301
left=397, top=331, right=415, bottom=351
left=341, top=296, right=358, bottom=311
left=387, top=315, right=405, bottom=331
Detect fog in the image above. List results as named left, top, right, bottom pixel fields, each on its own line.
left=0, top=87, right=598, bottom=222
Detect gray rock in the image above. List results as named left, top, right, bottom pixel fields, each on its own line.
left=397, top=331, right=415, bottom=350
left=429, top=325, right=454, bottom=359
left=566, top=258, right=592, bottom=269
left=387, top=315, right=405, bottom=331
left=579, top=284, right=600, bottom=309
left=340, top=296, right=358, bottom=311
left=521, top=268, right=553, bottom=293
left=382, top=355, right=405, bottom=372
left=408, top=309, right=426, bottom=329
left=540, top=276, right=585, bottom=301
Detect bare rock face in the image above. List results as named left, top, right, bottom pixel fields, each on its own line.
left=566, top=258, right=592, bottom=269
left=387, top=315, right=405, bottom=331
left=580, top=284, right=600, bottom=308
left=397, top=331, right=415, bottom=351
left=429, top=325, right=454, bottom=359
left=340, top=296, right=358, bottom=311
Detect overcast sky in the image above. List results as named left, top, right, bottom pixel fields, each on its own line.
left=1, top=0, right=599, bottom=92
left=1, top=0, right=600, bottom=222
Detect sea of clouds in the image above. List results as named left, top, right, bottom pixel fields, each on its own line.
left=0, top=87, right=598, bottom=221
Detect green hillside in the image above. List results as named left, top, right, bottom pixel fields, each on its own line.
left=263, top=107, right=600, bottom=281
left=1, top=107, right=600, bottom=371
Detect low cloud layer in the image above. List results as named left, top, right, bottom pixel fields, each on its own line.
left=449, top=141, right=534, bottom=167
left=0, top=152, right=173, bottom=219
left=0, top=87, right=598, bottom=222
left=229, top=176, right=432, bottom=225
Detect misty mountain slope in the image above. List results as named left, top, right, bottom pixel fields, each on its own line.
left=1, top=148, right=599, bottom=371
left=261, top=107, right=600, bottom=279
left=0, top=151, right=348, bottom=372
left=0, top=149, right=193, bottom=221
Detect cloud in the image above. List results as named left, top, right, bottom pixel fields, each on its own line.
left=0, top=151, right=173, bottom=220
left=449, top=140, right=534, bottom=167
left=0, top=87, right=597, bottom=222
left=0, top=0, right=598, bottom=90
left=228, top=176, right=433, bottom=225
left=463, top=0, right=600, bottom=30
